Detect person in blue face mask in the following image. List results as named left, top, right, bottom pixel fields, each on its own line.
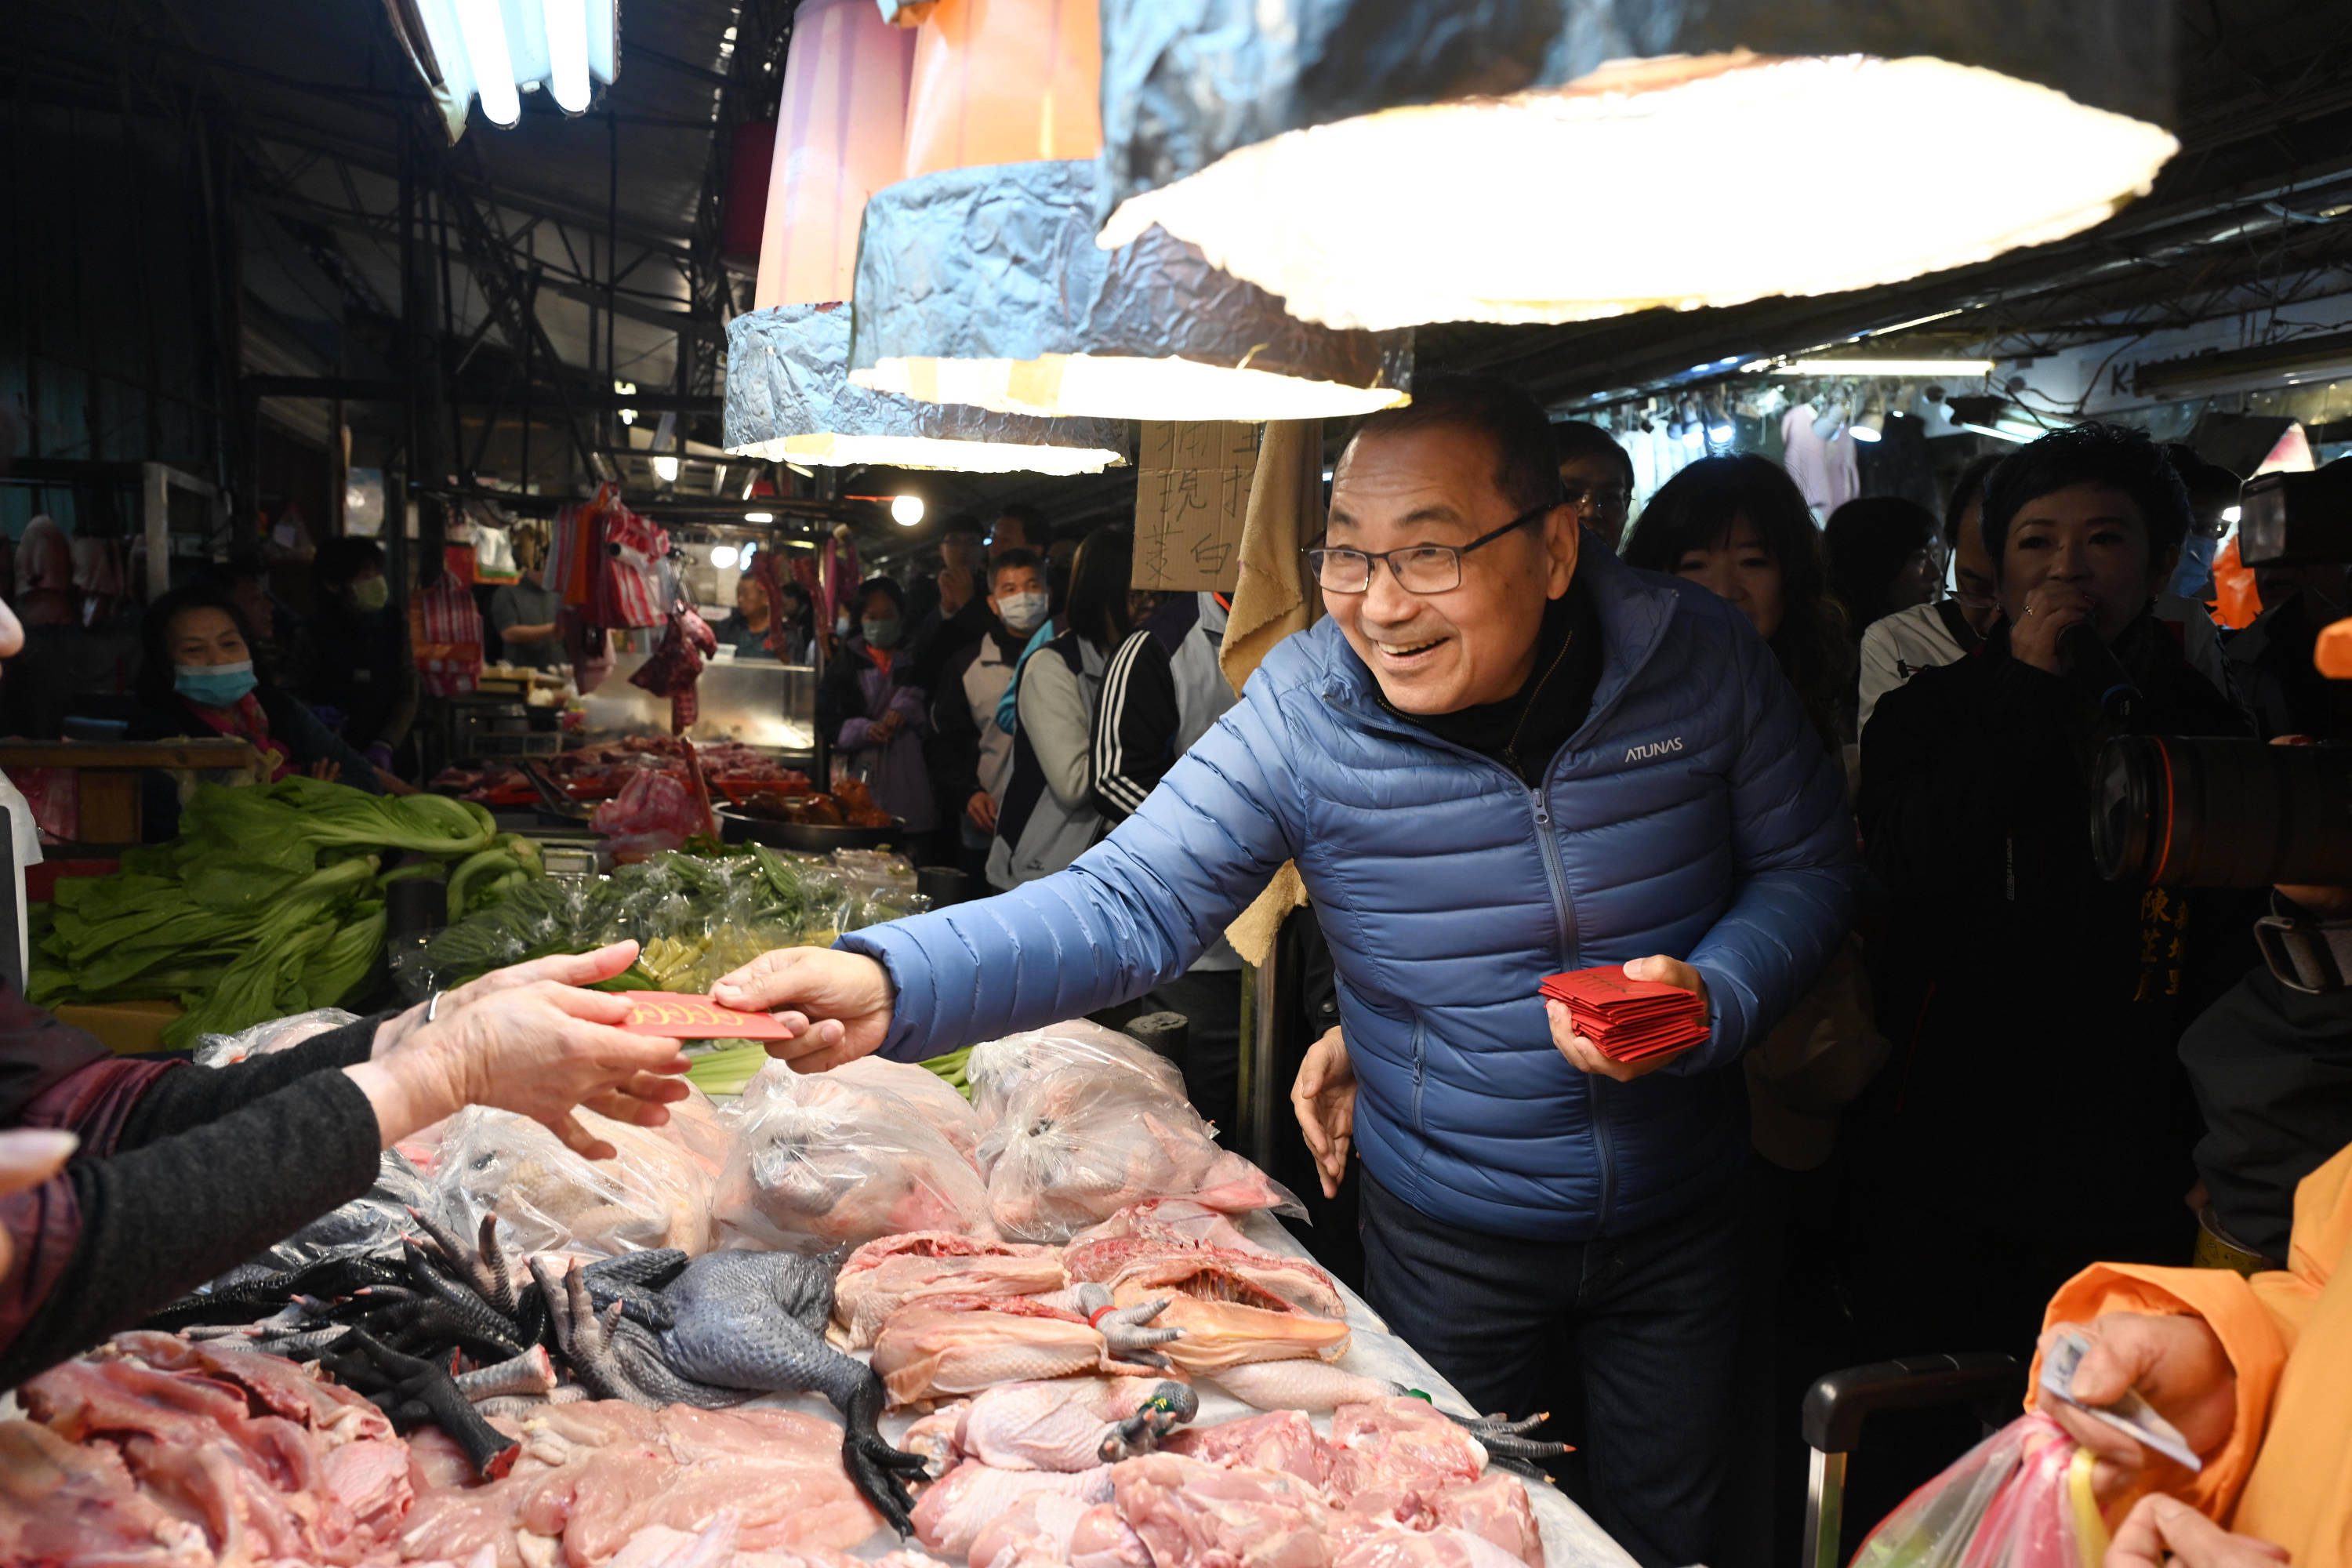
left=813, top=576, right=937, bottom=844
left=128, top=586, right=384, bottom=839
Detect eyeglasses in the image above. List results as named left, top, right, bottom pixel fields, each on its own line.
left=1305, top=500, right=1556, bottom=595
left=1562, top=481, right=1632, bottom=517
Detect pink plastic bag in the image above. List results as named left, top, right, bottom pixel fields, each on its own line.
left=1852, top=1414, right=2109, bottom=1568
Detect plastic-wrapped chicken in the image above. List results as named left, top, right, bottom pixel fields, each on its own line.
left=966, top=1021, right=1188, bottom=1127
left=433, top=1094, right=724, bottom=1258
left=982, top=1069, right=1304, bottom=1243
left=828, top=1054, right=985, bottom=1167
left=713, top=1061, right=997, bottom=1252
left=193, top=1007, right=363, bottom=1068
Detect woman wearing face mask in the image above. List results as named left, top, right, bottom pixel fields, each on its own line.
left=815, top=576, right=937, bottom=837
left=301, top=537, right=419, bottom=776
left=128, top=586, right=385, bottom=838
left=927, top=549, right=1050, bottom=884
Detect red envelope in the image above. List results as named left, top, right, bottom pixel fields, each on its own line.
left=1540, top=966, right=1708, bottom=1062
left=612, top=992, right=796, bottom=1040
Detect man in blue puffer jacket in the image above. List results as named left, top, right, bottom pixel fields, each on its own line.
left=714, top=376, right=1860, bottom=1567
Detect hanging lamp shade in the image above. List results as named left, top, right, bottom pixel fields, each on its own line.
left=1094, top=2, right=2180, bottom=332
left=844, top=0, right=1411, bottom=422
left=723, top=0, right=1126, bottom=474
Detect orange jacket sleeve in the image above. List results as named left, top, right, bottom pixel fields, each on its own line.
left=2026, top=1143, right=2350, bottom=1526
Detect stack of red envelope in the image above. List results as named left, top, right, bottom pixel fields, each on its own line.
left=1539, top=967, right=1710, bottom=1062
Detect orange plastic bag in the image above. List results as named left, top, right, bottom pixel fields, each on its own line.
left=2209, top=535, right=2261, bottom=630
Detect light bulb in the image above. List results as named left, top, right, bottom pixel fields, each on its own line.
left=1708, top=422, right=1735, bottom=444
left=452, top=0, right=521, bottom=126
left=1849, top=423, right=1882, bottom=443
left=652, top=455, right=681, bottom=484
left=744, top=511, right=775, bottom=524
left=891, top=494, right=925, bottom=527
left=710, top=544, right=739, bottom=570
left=545, top=0, right=591, bottom=113
left=2223, top=505, right=2242, bottom=524
left=742, top=543, right=759, bottom=564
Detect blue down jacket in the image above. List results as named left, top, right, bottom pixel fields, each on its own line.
left=843, top=546, right=1860, bottom=1241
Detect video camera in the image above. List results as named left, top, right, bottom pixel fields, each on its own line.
left=2092, top=462, right=2352, bottom=891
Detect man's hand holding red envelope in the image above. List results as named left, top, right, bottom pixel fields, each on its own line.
left=1543, top=956, right=1712, bottom=1082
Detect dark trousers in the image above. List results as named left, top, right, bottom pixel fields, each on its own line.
left=1359, top=1169, right=1746, bottom=1568
left=1139, top=967, right=1242, bottom=1138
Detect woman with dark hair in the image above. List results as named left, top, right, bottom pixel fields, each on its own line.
left=1824, top=496, right=1945, bottom=641
left=988, top=527, right=1133, bottom=889
left=128, top=586, right=384, bottom=836
left=1853, top=455, right=2004, bottom=739
left=815, top=575, right=936, bottom=836
left=1621, top=455, right=1849, bottom=752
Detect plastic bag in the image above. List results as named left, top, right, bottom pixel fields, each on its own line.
left=980, top=1062, right=1304, bottom=1243
left=967, top=1020, right=1189, bottom=1126
left=433, top=1101, right=720, bottom=1259
left=194, top=1008, right=364, bottom=1069
left=829, top=1054, right=986, bottom=1167
left=712, top=1060, right=997, bottom=1251
left=1851, top=1414, right=2110, bottom=1568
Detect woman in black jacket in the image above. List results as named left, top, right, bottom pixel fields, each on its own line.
left=1854, top=423, right=2254, bottom=1359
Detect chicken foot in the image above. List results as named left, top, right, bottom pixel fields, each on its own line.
left=1073, top=1283, right=1181, bottom=1370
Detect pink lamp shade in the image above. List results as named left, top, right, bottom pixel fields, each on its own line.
left=898, top=0, right=1102, bottom=179
left=752, top=0, right=915, bottom=312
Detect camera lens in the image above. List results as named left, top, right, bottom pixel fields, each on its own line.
left=2094, top=735, right=2352, bottom=887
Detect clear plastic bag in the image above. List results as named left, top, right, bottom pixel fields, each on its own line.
left=433, top=1102, right=720, bottom=1259
left=711, top=1060, right=997, bottom=1251
left=828, top=1054, right=986, bottom=1167
left=1851, top=1414, right=2111, bottom=1568
left=966, top=1020, right=1189, bottom=1126
left=982, top=1065, right=1304, bottom=1243
left=194, top=1007, right=363, bottom=1068
left=230, top=1149, right=442, bottom=1281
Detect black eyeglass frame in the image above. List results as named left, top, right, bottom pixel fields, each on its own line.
left=1304, top=499, right=1561, bottom=595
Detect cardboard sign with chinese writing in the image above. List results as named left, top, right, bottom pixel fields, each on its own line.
left=1132, top=421, right=1259, bottom=593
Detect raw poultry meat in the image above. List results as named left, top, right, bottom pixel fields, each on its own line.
left=1163, top=1409, right=1330, bottom=1486
left=833, top=1233, right=1068, bottom=1350
left=1328, top=1526, right=1534, bottom=1568
left=1064, top=1237, right=1345, bottom=1322
left=398, top=1403, right=887, bottom=1568
left=1068, top=1199, right=1277, bottom=1257
left=600, top=1510, right=949, bottom=1568
left=1109, top=1452, right=1337, bottom=1568
left=982, top=1073, right=1300, bottom=1243
left=436, top=1104, right=718, bottom=1259
left=902, top=1377, right=1200, bottom=1474
left=965, top=1023, right=1189, bottom=1126
left=13, top=1336, right=407, bottom=1567
left=0, top=1418, right=213, bottom=1567
left=869, top=1298, right=1175, bottom=1409
left=1324, top=1399, right=1489, bottom=1496
left=1105, top=1261, right=1351, bottom=1376
left=828, top=1055, right=986, bottom=1167
left=714, top=1062, right=995, bottom=1252
left=910, top=1461, right=1114, bottom=1561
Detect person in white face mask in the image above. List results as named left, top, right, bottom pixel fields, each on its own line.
left=927, top=549, right=1048, bottom=885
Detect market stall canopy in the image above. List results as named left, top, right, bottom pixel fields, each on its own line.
left=1094, top=0, right=2180, bottom=332
left=844, top=0, right=1413, bottom=422
left=722, top=0, right=1127, bottom=474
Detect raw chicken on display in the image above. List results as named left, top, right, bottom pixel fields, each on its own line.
left=833, top=1232, right=1068, bottom=1350
left=713, top=1062, right=996, bottom=1252
left=982, top=1069, right=1301, bottom=1243
left=829, top=1054, right=987, bottom=1167
left=911, top=1459, right=1115, bottom=1560
left=434, top=1102, right=720, bottom=1258
left=869, top=1297, right=1177, bottom=1408
left=900, top=1377, right=1199, bottom=1473
left=964, top=1022, right=1189, bottom=1126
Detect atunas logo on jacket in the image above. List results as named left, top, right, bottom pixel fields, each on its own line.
left=1624, top=736, right=1686, bottom=762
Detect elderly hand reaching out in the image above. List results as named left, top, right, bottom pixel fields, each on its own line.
left=347, top=942, right=693, bottom=1158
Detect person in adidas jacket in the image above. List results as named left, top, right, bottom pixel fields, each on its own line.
left=1092, top=589, right=1246, bottom=1132
left=710, top=376, right=1859, bottom=1568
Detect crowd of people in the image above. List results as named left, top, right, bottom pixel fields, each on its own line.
left=1, top=368, right=2345, bottom=1567
left=709, top=375, right=2350, bottom=1568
